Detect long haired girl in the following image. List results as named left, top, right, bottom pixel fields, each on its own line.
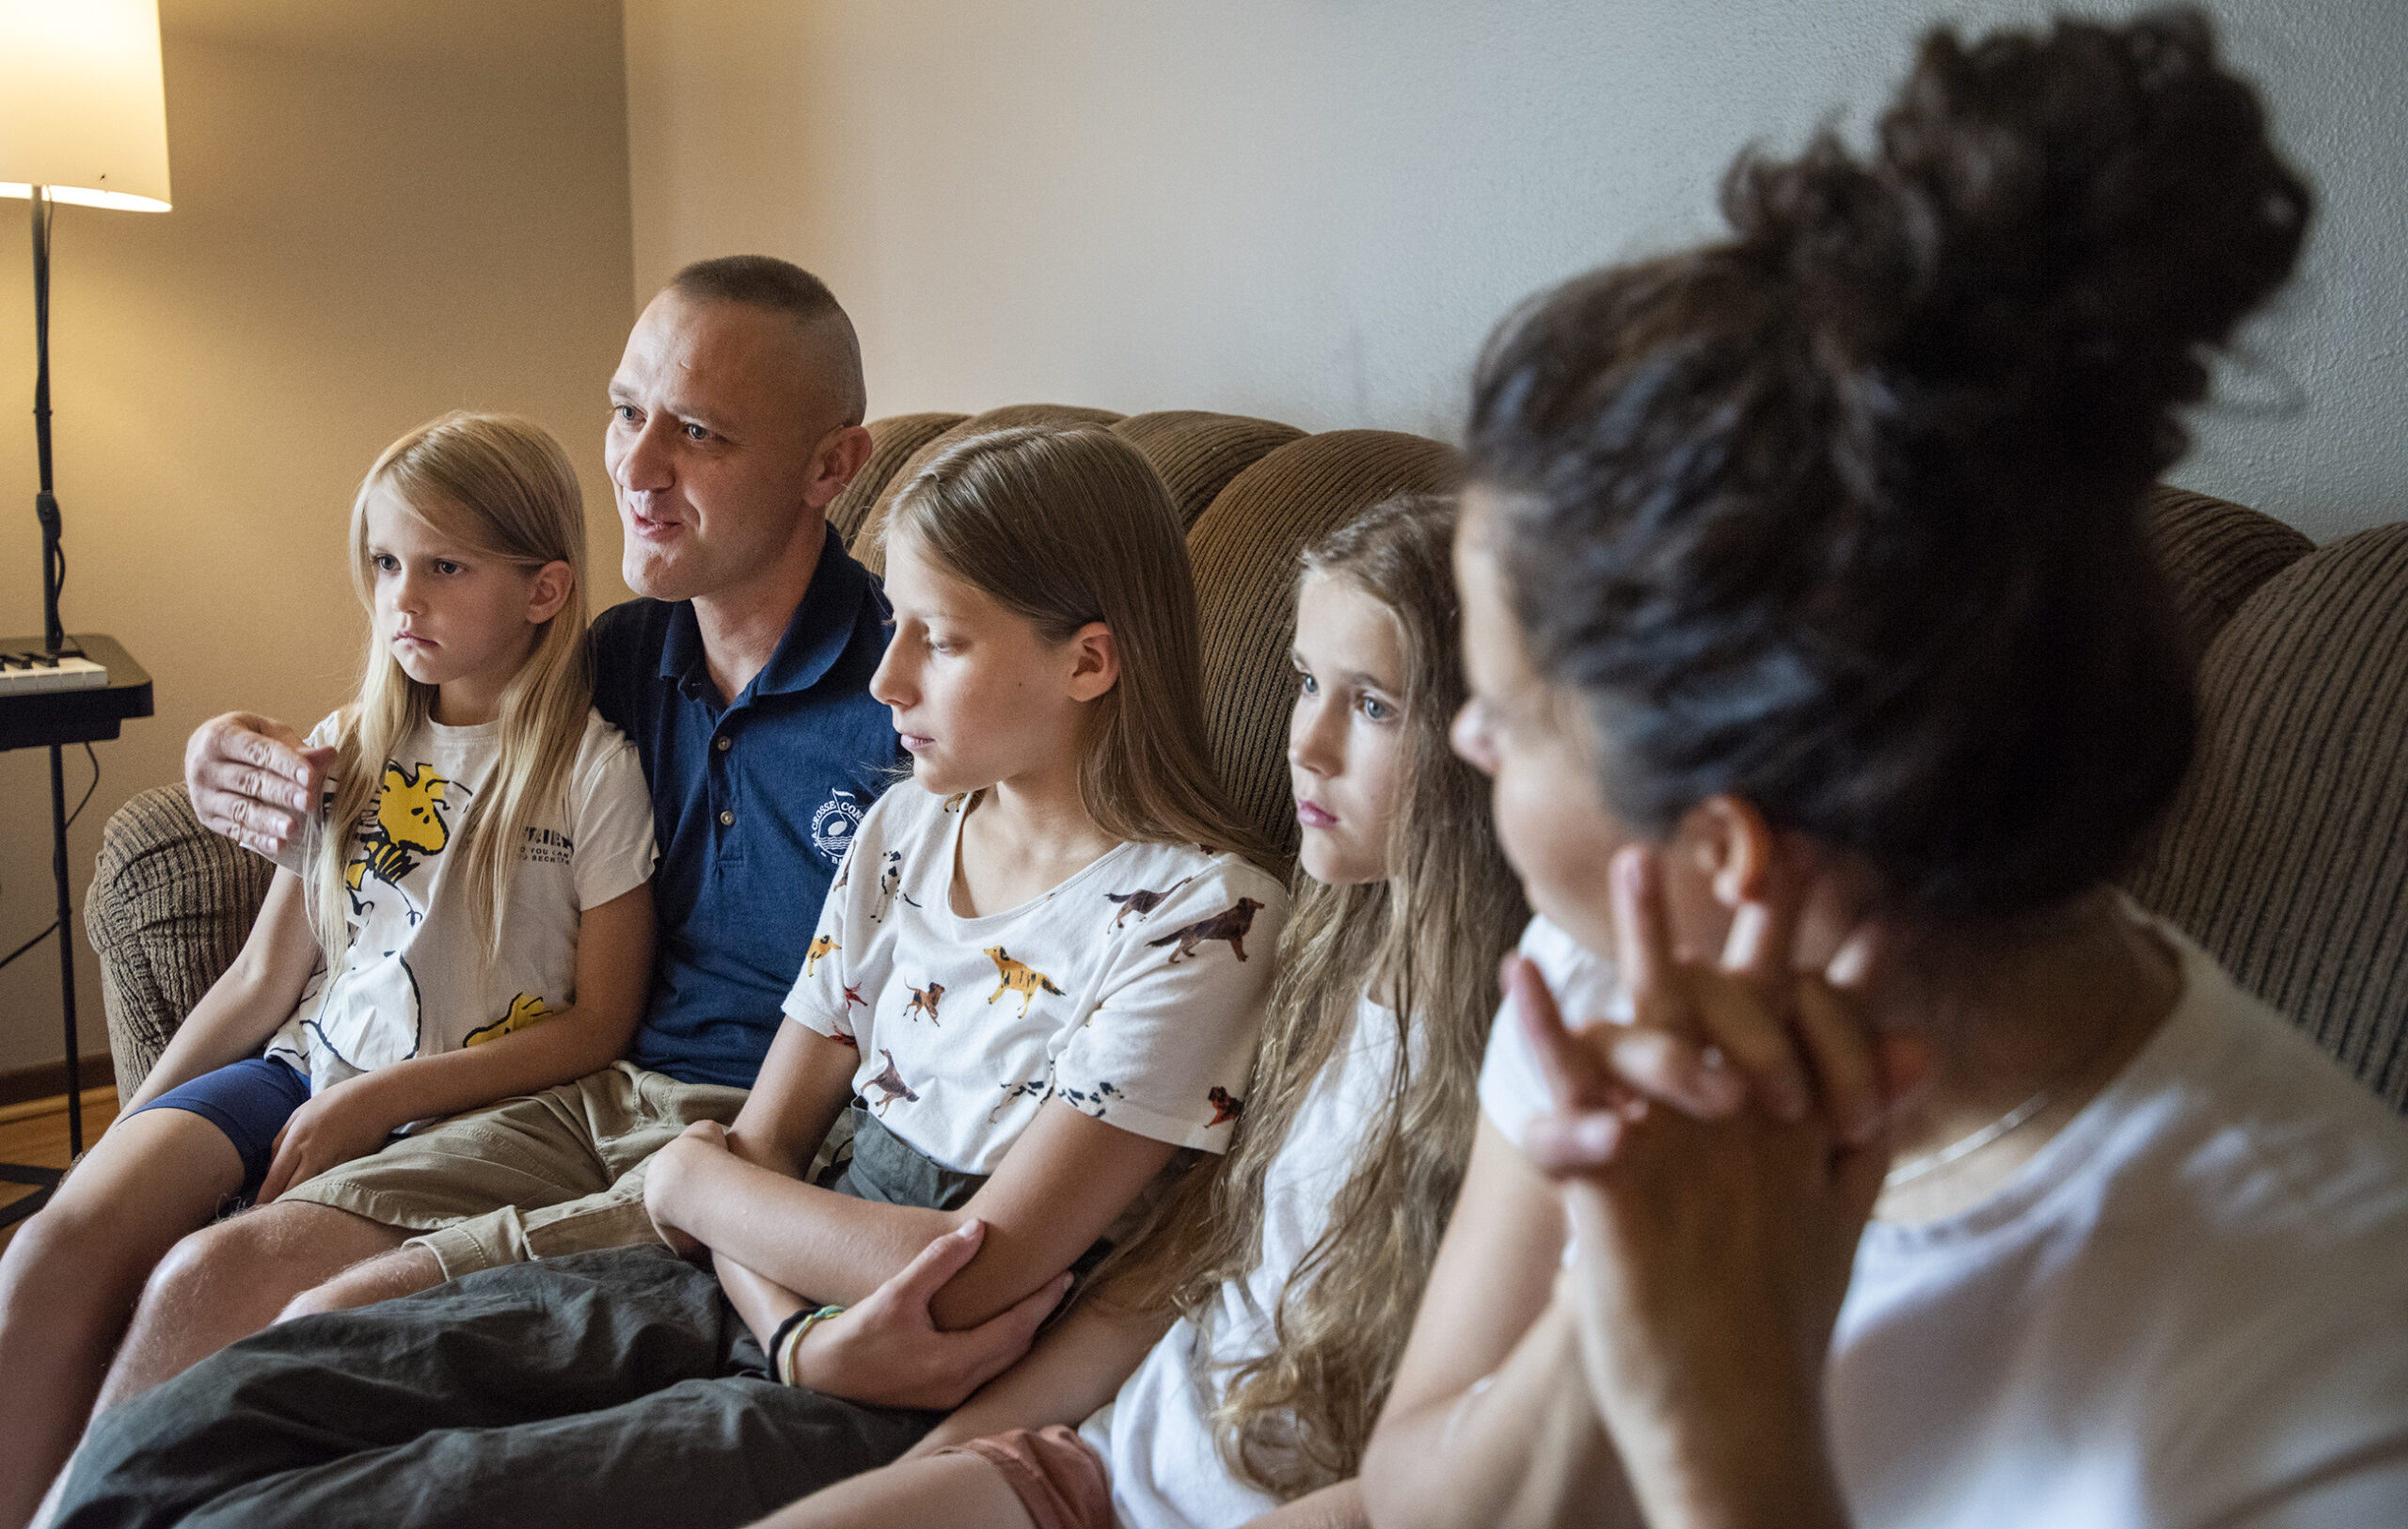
left=0, top=412, right=658, bottom=1528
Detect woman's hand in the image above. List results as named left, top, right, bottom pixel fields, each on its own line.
left=787, top=1219, right=1072, bottom=1410
left=644, top=1120, right=731, bottom=1260
left=1519, top=844, right=1891, bottom=1528
left=256, top=1078, right=401, bottom=1202
left=1520, top=846, right=1906, bottom=1173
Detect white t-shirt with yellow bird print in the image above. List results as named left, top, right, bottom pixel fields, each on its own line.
left=783, top=780, right=1286, bottom=1175
left=263, top=709, right=657, bottom=1097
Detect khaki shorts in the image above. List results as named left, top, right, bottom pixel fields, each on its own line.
left=280, top=1060, right=749, bottom=1281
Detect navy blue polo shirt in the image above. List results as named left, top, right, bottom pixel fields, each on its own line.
left=591, top=524, right=899, bottom=1088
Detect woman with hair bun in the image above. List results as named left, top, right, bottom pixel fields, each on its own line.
left=1364, top=10, right=2408, bottom=1528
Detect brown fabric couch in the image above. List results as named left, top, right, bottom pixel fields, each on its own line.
left=87, top=410, right=2408, bottom=1115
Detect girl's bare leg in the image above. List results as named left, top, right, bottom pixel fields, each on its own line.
left=746, top=1451, right=1038, bottom=1529
left=0, top=1110, right=244, bottom=1529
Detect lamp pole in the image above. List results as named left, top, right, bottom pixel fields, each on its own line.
left=33, top=186, right=62, bottom=655
left=28, top=184, right=84, bottom=1151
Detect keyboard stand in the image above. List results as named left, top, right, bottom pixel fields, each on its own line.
left=0, top=634, right=151, bottom=1228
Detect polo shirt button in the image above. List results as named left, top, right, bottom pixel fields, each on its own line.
left=719, top=810, right=735, bottom=826
left=716, top=736, right=732, bottom=752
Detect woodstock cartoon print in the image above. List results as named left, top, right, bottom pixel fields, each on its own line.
left=464, top=993, right=551, bottom=1047
left=345, top=761, right=467, bottom=922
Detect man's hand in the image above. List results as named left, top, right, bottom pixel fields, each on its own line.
left=257, top=1079, right=398, bottom=1203
left=789, top=1219, right=1071, bottom=1410
left=187, top=711, right=335, bottom=862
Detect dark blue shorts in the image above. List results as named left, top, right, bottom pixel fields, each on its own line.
left=130, top=1056, right=311, bottom=1201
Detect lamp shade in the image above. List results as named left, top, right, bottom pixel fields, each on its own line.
left=0, top=0, right=171, bottom=212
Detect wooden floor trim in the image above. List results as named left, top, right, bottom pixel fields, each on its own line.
left=0, top=1085, right=119, bottom=1127
left=0, top=1058, right=117, bottom=1111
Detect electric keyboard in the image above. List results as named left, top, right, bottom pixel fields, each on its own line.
left=0, top=649, right=106, bottom=693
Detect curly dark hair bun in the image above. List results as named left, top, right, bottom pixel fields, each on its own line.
left=1735, top=7, right=2308, bottom=493
left=1470, top=8, right=2309, bottom=920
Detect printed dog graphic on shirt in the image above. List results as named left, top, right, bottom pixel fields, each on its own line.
left=871, top=850, right=921, bottom=921
left=1148, top=898, right=1263, bottom=964
left=1103, top=878, right=1192, bottom=930
left=903, top=981, right=945, bottom=1025
left=866, top=1048, right=918, bottom=1112
left=804, top=934, right=839, bottom=977
left=464, top=993, right=551, bottom=1047
left=1208, top=1086, right=1244, bottom=1126
left=344, top=762, right=466, bottom=924
left=984, top=947, right=1067, bottom=1018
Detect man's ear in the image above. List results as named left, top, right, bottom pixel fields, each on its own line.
left=1065, top=621, right=1119, bottom=704
left=527, top=560, right=576, bottom=626
left=805, top=423, right=877, bottom=511
left=1680, top=793, right=1778, bottom=911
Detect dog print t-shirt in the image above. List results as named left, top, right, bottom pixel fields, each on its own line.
left=783, top=781, right=1286, bottom=1174
left=264, top=709, right=657, bottom=1096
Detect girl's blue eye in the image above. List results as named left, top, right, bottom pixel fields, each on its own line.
left=1360, top=694, right=1392, bottom=722
left=1298, top=671, right=1319, bottom=696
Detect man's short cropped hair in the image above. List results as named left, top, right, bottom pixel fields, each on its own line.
left=668, top=255, right=866, bottom=427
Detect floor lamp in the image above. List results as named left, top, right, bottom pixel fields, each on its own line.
left=0, top=0, right=172, bottom=1189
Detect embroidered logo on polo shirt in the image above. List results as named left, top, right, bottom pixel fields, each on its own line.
left=811, top=789, right=864, bottom=865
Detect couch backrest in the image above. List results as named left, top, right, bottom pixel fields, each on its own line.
left=2127, top=514, right=2408, bottom=1107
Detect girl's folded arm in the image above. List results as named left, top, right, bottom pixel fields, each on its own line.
left=327, top=880, right=656, bottom=1130
left=124, top=869, right=322, bottom=1110
left=907, top=1294, right=1180, bottom=1455
left=1361, top=1115, right=1639, bottom=1529
left=650, top=1096, right=1179, bottom=1329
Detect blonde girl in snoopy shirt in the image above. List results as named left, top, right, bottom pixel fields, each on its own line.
left=0, top=413, right=655, bottom=1527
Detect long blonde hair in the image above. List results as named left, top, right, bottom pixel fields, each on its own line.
left=880, top=424, right=1277, bottom=872
left=311, top=412, right=594, bottom=966
left=1099, top=494, right=1527, bottom=1497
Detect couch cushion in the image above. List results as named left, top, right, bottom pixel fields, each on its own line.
left=86, top=785, right=277, bottom=1101
left=1111, top=411, right=1305, bottom=530
left=2126, top=522, right=2408, bottom=1107
left=1188, top=429, right=1461, bottom=861
left=830, top=412, right=966, bottom=549
left=2141, top=486, right=2315, bottom=656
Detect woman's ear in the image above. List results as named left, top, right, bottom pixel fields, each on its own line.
left=1065, top=621, right=1119, bottom=703
left=1680, top=793, right=1779, bottom=911
left=527, top=560, right=576, bottom=626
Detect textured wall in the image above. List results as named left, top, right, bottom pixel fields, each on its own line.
left=624, top=0, right=2407, bottom=545
left=0, top=0, right=635, bottom=1074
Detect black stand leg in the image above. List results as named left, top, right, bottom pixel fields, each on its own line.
left=0, top=184, right=87, bottom=1229
left=52, top=741, right=82, bottom=1155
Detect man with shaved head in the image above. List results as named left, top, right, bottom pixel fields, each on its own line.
left=100, top=257, right=899, bottom=1399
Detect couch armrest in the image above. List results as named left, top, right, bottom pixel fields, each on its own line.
left=84, top=785, right=277, bottom=1103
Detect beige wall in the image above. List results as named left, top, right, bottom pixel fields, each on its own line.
left=623, top=0, right=2408, bottom=548
left=0, top=0, right=635, bottom=1075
